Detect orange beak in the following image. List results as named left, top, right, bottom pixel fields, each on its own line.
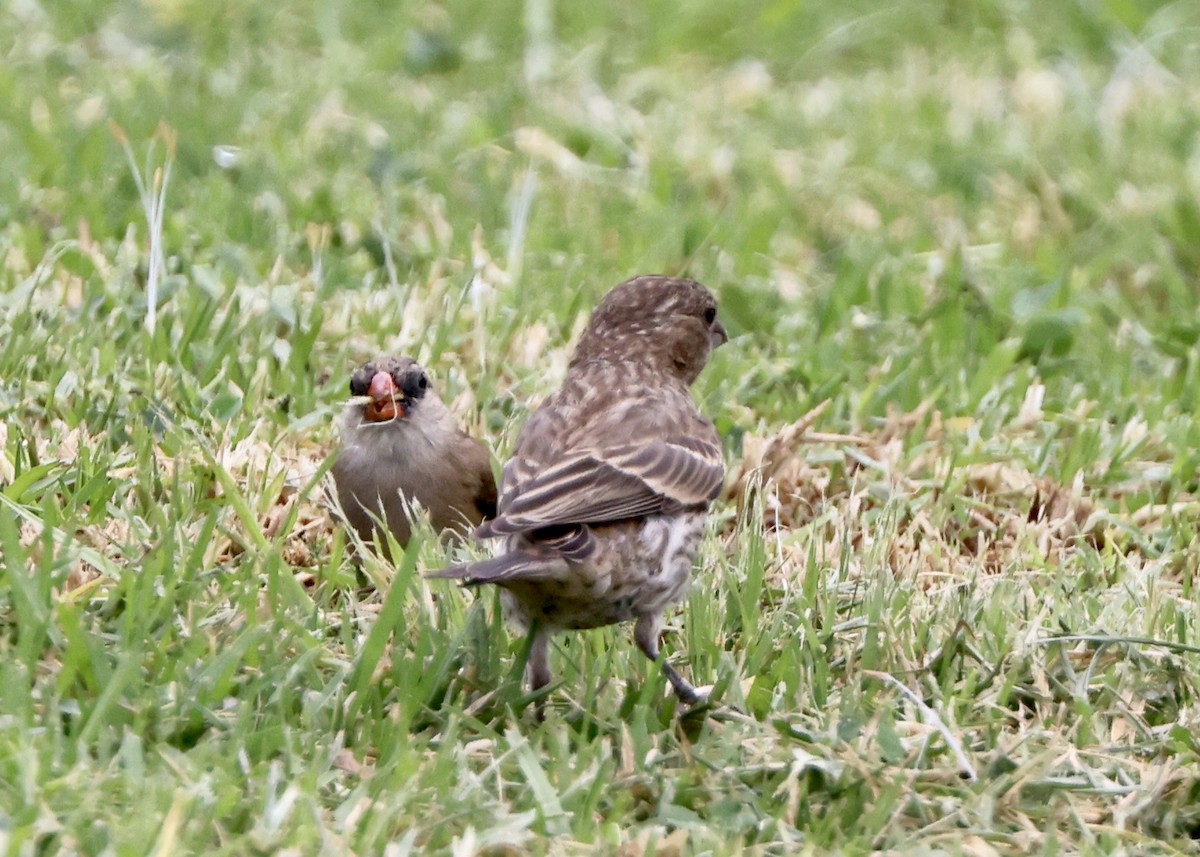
left=364, top=371, right=404, bottom=422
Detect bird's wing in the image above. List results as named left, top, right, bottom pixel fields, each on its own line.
left=478, top=433, right=724, bottom=536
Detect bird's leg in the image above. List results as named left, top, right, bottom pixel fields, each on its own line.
left=527, top=626, right=551, bottom=693
left=526, top=626, right=552, bottom=721
left=634, top=614, right=702, bottom=706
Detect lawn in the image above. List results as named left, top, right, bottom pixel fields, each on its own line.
left=2, top=0, right=1200, bottom=853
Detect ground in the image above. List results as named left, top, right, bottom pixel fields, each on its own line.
left=2, top=0, right=1200, bottom=853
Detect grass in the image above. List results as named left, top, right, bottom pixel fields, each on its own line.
left=2, top=0, right=1200, bottom=852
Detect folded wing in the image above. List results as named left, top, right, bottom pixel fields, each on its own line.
left=477, top=434, right=723, bottom=538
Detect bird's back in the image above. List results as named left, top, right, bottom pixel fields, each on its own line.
left=497, top=361, right=715, bottom=523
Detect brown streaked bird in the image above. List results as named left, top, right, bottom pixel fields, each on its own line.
left=331, top=356, right=497, bottom=556
left=432, top=275, right=727, bottom=707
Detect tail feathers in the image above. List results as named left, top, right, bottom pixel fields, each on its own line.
left=426, top=563, right=474, bottom=581
left=438, top=523, right=593, bottom=585
left=427, top=553, right=561, bottom=585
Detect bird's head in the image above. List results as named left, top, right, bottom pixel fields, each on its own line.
left=347, top=356, right=431, bottom=424
left=572, top=275, right=728, bottom=384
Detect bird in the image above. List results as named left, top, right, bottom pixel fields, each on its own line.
left=431, top=275, right=728, bottom=708
left=331, top=356, right=497, bottom=557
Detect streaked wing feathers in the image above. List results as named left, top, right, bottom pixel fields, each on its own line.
left=481, top=436, right=723, bottom=536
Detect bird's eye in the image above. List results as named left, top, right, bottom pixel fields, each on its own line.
left=703, top=307, right=717, bottom=325
left=418, top=373, right=429, bottom=390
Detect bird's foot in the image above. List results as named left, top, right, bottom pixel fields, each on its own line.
left=662, top=661, right=708, bottom=707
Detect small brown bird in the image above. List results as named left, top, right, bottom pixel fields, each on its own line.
left=331, top=356, right=497, bottom=555
left=432, top=276, right=727, bottom=706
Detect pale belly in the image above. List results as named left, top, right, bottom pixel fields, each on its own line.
left=501, top=512, right=705, bottom=631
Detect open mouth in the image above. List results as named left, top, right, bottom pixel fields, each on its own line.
left=364, top=371, right=405, bottom=422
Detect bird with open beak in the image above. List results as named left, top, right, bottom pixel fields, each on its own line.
left=432, top=275, right=728, bottom=709
left=331, top=356, right=497, bottom=557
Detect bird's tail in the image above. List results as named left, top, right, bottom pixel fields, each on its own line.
left=427, top=553, right=562, bottom=585
left=432, top=524, right=593, bottom=584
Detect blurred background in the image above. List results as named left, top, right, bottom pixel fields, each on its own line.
left=3, top=0, right=1198, bottom=437
left=3, top=2, right=1200, bottom=850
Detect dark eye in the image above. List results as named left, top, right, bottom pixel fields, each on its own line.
left=418, top=373, right=429, bottom=390
left=703, top=307, right=717, bottom=324
left=349, top=368, right=371, bottom=396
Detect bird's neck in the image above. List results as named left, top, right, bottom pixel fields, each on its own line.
left=566, top=354, right=689, bottom=387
